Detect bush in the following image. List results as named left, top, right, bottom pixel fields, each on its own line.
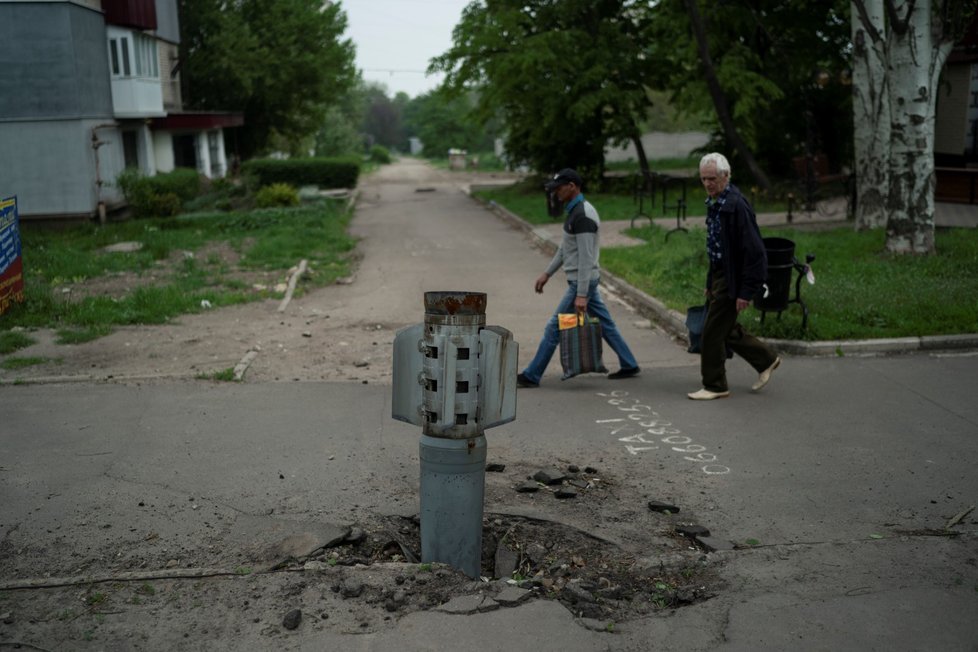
left=151, top=168, right=201, bottom=202
left=241, top=157, right=360, bottom=190
left=369, top=145, right=392, bottom=164
left=148, top=192, right=182, bottom=216
left=116, top=168, right=201, bottom=217
left=255, top=183, right=300, bottom=208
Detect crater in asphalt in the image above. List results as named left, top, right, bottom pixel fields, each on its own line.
left=312, top=511, right=722, bottom=622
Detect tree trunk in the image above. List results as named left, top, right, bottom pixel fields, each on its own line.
left=883, top=1, right=953, bottom=254
left=683, top=0, right=771, bottom=190
left=851, top=0, right=890, bottom=230
left=632, top=132, right=651, bottom=181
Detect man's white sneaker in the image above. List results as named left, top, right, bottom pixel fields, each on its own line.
left=687, top=388, right=730, bottom=400
left=752, top=356, right=781, bottom=392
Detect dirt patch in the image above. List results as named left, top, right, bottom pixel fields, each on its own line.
left=60, top=240, right=282, bottom=304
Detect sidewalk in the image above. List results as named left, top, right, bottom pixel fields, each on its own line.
left=470, top=186, right=978, bottom=356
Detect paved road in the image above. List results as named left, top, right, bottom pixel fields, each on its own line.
left=2, top=159, right=977, bottom=650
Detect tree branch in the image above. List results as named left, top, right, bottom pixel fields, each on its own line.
left=852, top=0, right=884, bottom=44
left=884, top=0, right=914, bottom=36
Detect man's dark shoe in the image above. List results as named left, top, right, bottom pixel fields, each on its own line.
left=516, top=373, right=539, bottom=388
left=607, top=366, right=640, bottom=380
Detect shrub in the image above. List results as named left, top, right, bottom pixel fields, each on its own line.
left=255, top=183, right=300, bottom=208
left=116, top=168, right=201, bottom=217
left=241, top=157, right=360, bottom=190
left=369, top=145, right=392, bottom=164
left=148, top=192, right=182, bottom=216
left=151, top=168, right=201, bottom=202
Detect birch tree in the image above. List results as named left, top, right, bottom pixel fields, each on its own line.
left=851, top=0, right=973, bottom=253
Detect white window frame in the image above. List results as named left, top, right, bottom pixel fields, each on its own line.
left=107, top=29, right=158, bottom=80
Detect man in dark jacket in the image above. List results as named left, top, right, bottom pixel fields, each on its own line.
left=689, top=153, right=781, bottom=400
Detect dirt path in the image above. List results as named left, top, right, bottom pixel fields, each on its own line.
left=0, top=162, right=527, bottom=385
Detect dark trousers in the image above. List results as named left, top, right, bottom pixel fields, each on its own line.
left=701, top=271, right=778, bottom=392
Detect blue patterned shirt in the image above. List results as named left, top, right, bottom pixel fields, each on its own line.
left=705, top=186, right=731, bottom=265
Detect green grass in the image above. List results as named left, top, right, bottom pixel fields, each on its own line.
left=0, top=330, right=35, bottom=354
left=476, top=181, right=977, bottom=340
left=1, top=202, right=355, bottom=339
left=196, top=367, right=237, bottom=382
left=601, top=223, right=978, bottom=340
left=0, top=356, right=50, bottom=370
left=474, top=179, right=793, bottom=226
left=605, top=155, right=700, bottom=173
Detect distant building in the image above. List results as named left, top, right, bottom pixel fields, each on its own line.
left=0, top=0, right=243, bottom=222
left=935, top=9, right=978, bottom=168
left=935, top=8, right=978, bottom=205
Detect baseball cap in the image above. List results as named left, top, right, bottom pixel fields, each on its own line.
left=544, top=168, right=583, bottom=192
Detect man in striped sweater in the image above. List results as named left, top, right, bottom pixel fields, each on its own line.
left=517, top=168, right=640, bottom=388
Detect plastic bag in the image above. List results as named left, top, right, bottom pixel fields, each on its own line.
left=558, top=312, right=608, bottom=380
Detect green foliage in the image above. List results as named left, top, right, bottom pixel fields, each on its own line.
left=1, top=356, right=48, bottom=370
left=369, top=145, right=392, bottom=164
left=603, top=224, right=978, bottom=340
left=316, top=105, right=365, bottom=157
left=150, top=168, right=202, bottom=202
left=476, top=177, right=815, bottom=226
left=0, top=331, right=35, bottom=354
left=183, top=177, right=248, bottom=213
left=255, top=183, right=300, bottom=208
left=116, top=168, right=200, bottom=218
left=431, top=1, right=661, bottom=181
left=56, top=326, right=112, bottom=345
left=198, top=367, right=237, bottom=382
left=649, top=0, right=853, bottom=177
left=2, top=203, right=355, bottom=340
left=362, top=83, right=405, bottom=149
left=179, top=0, right=357, bottom=158
left=431, top=0, right=853, bottom=183
left=242, top=158, right=360, bottom=189
left=483, top=187, right=978, bottom=340
left=402, top=90, right=493, bottom=157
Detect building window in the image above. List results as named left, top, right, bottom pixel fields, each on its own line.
left=109, top=40, right=120, bottom=75
left=134, top=34, right=159, bottom=78
left=108, top=37, right=131, bottom=76
left=120, top=37, right=131, bottom=75
left=108, top=32, right=158, bottom=79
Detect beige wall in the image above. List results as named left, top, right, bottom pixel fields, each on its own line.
left=159, top=41, right=182, bottom=112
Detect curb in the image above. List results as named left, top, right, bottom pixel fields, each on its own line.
left=470, top=191, right=978, bottom=357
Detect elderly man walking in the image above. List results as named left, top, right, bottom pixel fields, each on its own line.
left=689, top=153, right=781, bottom=400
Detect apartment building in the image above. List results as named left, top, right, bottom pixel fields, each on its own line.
left=0, top=0, right=242, bottom=221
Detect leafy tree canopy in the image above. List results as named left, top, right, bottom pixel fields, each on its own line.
left=179, top=0, right=357, bottom=158
left=649, top=0, right=853, bottom=178
left=401, top=89, right=492, bottom=157
left=430, top=0, right=663, bottom=183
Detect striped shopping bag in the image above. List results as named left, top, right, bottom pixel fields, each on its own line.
left=558, top=312, right=608, bottom=380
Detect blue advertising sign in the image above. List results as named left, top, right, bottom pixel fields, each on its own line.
left=0, top=195, right=25, bottom=315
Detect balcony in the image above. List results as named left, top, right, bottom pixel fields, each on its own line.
left=111, top=77, right=164, bottom=118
